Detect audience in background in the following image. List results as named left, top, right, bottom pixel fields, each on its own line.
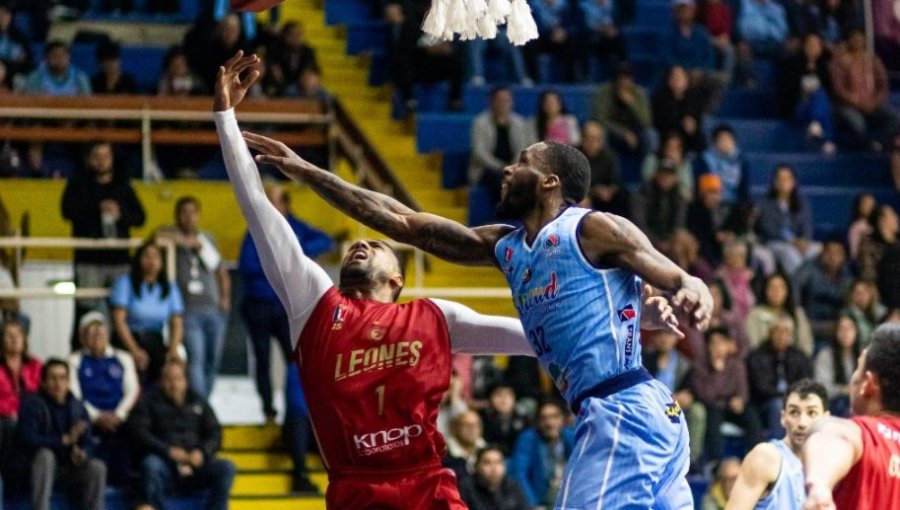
left=813, top=315, right=859, bottom=417
left=579, top=0, right=627, bottom=68
left=755, top=165, right=820, bottom=273
left=746, top=272, right=814, bottom=355
left=581, top=121, right=629, bottom=217
left=701, top=457, right=740, bottom=510
left=529, top=0, right=579, bottom=82
left=653, top=66, right=706, bottom=153
left=847, top=193, right=876, bottom=260
left=465, top=27, right=531, bottom=86
left=533, top=90, right=580, bottom=145
left=283, top=366, right=318, bottom=494
left=715, top=241, right=755, bottom=327
left=631, top=158, right=688, bottom=249
left=738, top=0, right=789, bottom=56
left=91, top=40, right=137, bottom=95
left=18, top=40, right=90, bottom=96
left=694, top=125, right=748, bottom=210
left=778, top=33, right=835, bottom=153
left=857, top=204, right=899, bottom=281
left=509, top=400, right=574, bottom=508
left=479, top=384, right=529, bottom=456
left=793, top=238, right=852, bottom=338
left=591, top=63, right=656, bottom=157
left=841, top=280, right=887, bottom=347
left=266, top=21, right=318, bottom=96
left=640, top=132, right=694, bottom=200
left=0, top=320, right=41, bottom=473
left=459, top=446, right=530, bottom=510
left=663, top=0, right=715, bottom=73
left=129, top=361, right=235, bottom=510
left=158, top=45, right=205, bottom=96
left=110, top=240, right=185, bottom=385
left=446, top=410, right=487, bottom=476
left=185, top=14, right=248, bottom=92
left=688, top=176, right=743, bottom=266
left=19, top=358, right=106, bottom=510
left=696, top=0, right=735, bottom=79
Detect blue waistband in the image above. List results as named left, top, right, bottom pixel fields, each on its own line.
left=571, top=367, right=653, bottom=415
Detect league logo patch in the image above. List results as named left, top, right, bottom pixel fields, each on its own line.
left=665, top=402, right=682, bottom=424
left=504, top=247, right=514, bottom=262
left=369, top=326, right=386, bottom=341
left=545, top=233, right=560, bottom=247
left=332, top=304, right=348, bottom=330
left=617, top=303, right=636, bottom=322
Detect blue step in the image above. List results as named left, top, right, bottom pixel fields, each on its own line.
left=709, top=119, right=804, bottom=152
left=119, top=46, right=167, bottom=93
left=743, top=152, right=892, bottom=188
left=622, top=26, right=660, bottom=59
left=346, top=20, right=386, bottom=55
left=442, top=151, right=470, bottom=188
left=633, top=4, right=672, bottom=28
left=368, top=50, right=389, bottom=86
left=462, top=84, right=595, bottom=123
left=467, top=184, right=497, bottom=226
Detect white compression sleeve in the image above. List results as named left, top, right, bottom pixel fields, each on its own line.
left=215, top=109, right=333, bottom=345
left=430, top=298, right=535, bottom=356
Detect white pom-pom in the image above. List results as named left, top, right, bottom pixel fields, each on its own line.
left=488, top=0, right=511, bottom=24
left=507, top=0, right=538, bottom=45
left=446, top=0, right=469, bottom=34
left=463, top=0, right=487, bottom=40
left=476, top=15, right=498, bottom=39
left=422, top=0, right=448, bottom=38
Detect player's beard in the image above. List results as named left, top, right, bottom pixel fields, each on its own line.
left=496, top=178, right=538, bottom=220
left=339, top=262, right=391, bottom=294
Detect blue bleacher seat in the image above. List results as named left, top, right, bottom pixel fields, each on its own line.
left=3, top=487, right=207, bottom=510
left=717, top=89, right=777, bottom=119
left=633, top=3, right=672, bottom=29
left=325, top=0, right=376, bottom=25
left=368, top=50, right=389, bottom=86
left=751, top=60, right=776, bottom=89
left=179, top=0, right=199, bottom=22
left=12, top=11, right=33, bottom=40
left=416, top=113, right=475, bottom=153
left=710, top=119, right=803, bottom=152
left=743, top=153, right=891, bottom=188
left=119, top=46, right=166, bottom=93
left=467, top=184, right=496, bottom=226
left=390, top=82, right=450, bottom=119
left=622, top=27, right=660, bottom=60
left=462, top=84, right=596, bottom=123
left=442, top=151, right=469, bottom=188
left=70, top=43, right=99, bottom=77
left=346, top=21, right=386, bottom=55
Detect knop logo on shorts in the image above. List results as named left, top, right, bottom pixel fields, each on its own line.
left=353, top=423, right=424, bottom=457
left=617, top=303, right=636, bottom=322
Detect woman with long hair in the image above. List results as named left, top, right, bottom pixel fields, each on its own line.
left=857, top=205, right=899, bottom=281
left=847, top=193, right=876, bottom=260
left=813, top=315, right=859, bottom=417
left=532, top=90, right=580, bottom=145
left=0, top=320, right=42, bottom=468
left=110, top=240, right=184, bottom=384
left=755, top=164, right=821, bottom=273
left=744, top=272, right=814, bottom=355
left=840, top=279, right=887, bottom=348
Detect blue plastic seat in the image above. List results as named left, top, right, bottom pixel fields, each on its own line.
left=346, top=21, right=387, bottom=55
left=416, top=113, right=476, bottom=153
left=325, top=0, right=377, bottom=25
left=743, top=152, right=891, bottom=188
left=717, top=89, right=777, bottom=119
left=119, top=46, right=167, bottom=93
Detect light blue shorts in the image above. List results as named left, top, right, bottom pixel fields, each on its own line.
left=555, top=379, right=693, bottom=510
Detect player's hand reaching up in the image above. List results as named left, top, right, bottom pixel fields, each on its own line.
left=213, top=51, right=261, bottom=113
left=672, top=276, right=713, bottom=332
left=640, top=285, right=683, bottom=338
left=243, top=131, right=324, bottom=181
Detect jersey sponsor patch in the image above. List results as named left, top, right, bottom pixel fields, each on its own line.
left=514, top=272, right=560, bottom=312
left=353, top=423, right=423, bottom=457
left=617, top=303, right=636, bottom=322
left=665, top=401, right=682, bottom=424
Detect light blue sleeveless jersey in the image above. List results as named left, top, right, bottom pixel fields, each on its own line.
left=754, top=440, right=806, bottom=510
left=494, top=207, right=644, bottom=404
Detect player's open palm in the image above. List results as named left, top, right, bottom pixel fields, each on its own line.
left=243, top=131, right=321, bottom=181
left=213, top=51, right=261, bottom=112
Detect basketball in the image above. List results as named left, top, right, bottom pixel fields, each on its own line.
left=230, top=0, right=284, bottom=12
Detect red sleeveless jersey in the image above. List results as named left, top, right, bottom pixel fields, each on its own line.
left=833, top=415, right=900, bottom=510
left=294, top=287, right=452, bottom=478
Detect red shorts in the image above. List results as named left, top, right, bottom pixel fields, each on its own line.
left=326, top=467, right=467, bottom=510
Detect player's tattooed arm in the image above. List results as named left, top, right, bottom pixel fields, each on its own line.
left=579, top=211, right=713, bottom=330
left=243, top=131, right=509, bottom=266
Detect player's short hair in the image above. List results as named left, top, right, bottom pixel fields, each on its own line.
left=475, top=445, right=505, bottom=465
left=783, top=378, right=828, bottom=410
left=41, top=358, right=69, bottom=380
left=865, top=324, right=900, bottom=412
left=539, top=141, right=590, bottom=204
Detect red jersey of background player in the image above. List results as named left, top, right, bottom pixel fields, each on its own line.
left=832, top=415, right=900, bottom=509
left=297, top=287, right=453, bottom=476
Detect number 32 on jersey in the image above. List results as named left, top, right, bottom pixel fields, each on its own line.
left=528, top=327, right=552, bottom=356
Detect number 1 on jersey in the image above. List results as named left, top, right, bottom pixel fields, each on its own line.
left=528, top=327, right=552, bottom=356
left=375, top=385, right=386, bottom=416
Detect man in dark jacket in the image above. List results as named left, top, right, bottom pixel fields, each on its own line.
left=19, top=358, right=107, bottom=510
left=459, top=446, right=530, bottom=510
left=129, top=360, right=235, bottom=510
left=61, top=140, right=146, bottom=349
left=479, top=384, right=529, bottom=456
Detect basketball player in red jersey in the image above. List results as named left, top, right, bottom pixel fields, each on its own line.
left=213, top=53, right=680, bottom=509
left=802, top=324, right=900, bottom=510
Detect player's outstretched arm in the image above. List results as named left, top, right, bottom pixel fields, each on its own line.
left=802, top=417, right=863, bottom=510
left=214, top=52, right=333, bottom=341
left=725, top=443, right=781, bottom=510
left=243, top=131, right=510, bottom=266
left=579, top=212, right=713, bottom=330
left=429, top=299, right=535, bottom=357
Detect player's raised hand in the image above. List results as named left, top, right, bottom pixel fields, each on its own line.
left=213, top=51, right=261, bottom=112
left=672, top=276, right=713, bottom=332
left=640, top=285, right=683, bottom=338
left=243, top=131, right=323, bottom=180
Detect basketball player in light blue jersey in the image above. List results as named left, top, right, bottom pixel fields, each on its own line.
left=245, top=136, right=714, bottom=509
left=726, top=379, right=829, bottom=510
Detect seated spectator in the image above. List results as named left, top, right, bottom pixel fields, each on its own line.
left=778, top=33, right=835, bottom=153
left=479, top=383, right=529, bottom=456
left=847, top=193, right=876, bottom=260
left=816, top=0, right=855, bottom=45
left=641, top=132, right=694, bottom=200
left=590, top=63, right=657, bottom=157
left=813, top=315, right=858, bottom=417
left=0, top=320, right=41, bottom=470
left=91, top=41, right=137, bottom=95
left=841, top=280, right=887, bottom=348
left=18, top=359, right=106, bottom=510
left=631, top=159, right=688, bottom=249
left=284, top=65, right=330, bottom=105
left=17, top=40, right=91, bottom=96
left=185, top=14, right=248, bottom=92
left=830, top=30, right=900, bottom=151
left=746, top=317, right=813, bottom=437
left=110, top=240, right=185, bottom=385
left=692, top=327, right=761, bottom=463
left=697, top=0, right=736, bottom=78
left=793, top=239, right=852, bottom=338
left=662, top=0, right=716, bottom=73
left=755, top=165, right=821, bottom=273
left=581, top=121, right=629, bottom=217
left=653, top=66, right=706, bottom=153
left=529, top=0, right=579, bottom=82
left=0, top=4, right=32, bottom=83
left=746, top=273, right=814, bottom=355
left=468, top=87, right=535, bottom=208
left=158, top=46, right=205, bottom=97
left=668, top=229, right=716, bottom=282
left=578, top=0, right=627, bottom=69
left=438, top=371, right=469, bottom=439
left=687, top=174, right=745, bottom=265
left=716, top=241, right=755, bottom=327
left=459, top=446, right=530, bottom=510
left=283, top=365, right=318, bottom=493
left=509, top=400, right=575, bottom=508
left=738, top=0, right=789, bottom=56
left=68, top=311, right=139, bottom=486
left=858, top=204, right=899, bottom=281
left=702, top=457, right=741, bottom=510
left=465, top=27, right=531, bottom=86
left=129, top=361, right=235, bottom=510
left=706, top=278, right=752, bottom=358
left=267, top=21, right=318, bottom=96
left=446, top=410, right=487, bottom=475
left=694, top=125, right=748, bottom=209
left=643, top=330, right=705, bottom=464
left=533, top=90, right=580, bottom=145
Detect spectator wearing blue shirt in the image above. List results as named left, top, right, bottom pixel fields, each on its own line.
left=0, top=4, right=32, bottom=83
left=17, top=40, right=91, bottom=96
left=579, top=0, right=627, bottom=69
left=663, top=0, right=716, bottom=72
left=738, top=0, right=789, bottom=56
left=508, top=400, right=575, bottom=507
left=755, top=165, right=821, bottom=273
left=528, top=0, right=579, bottom=81
left=69, top=311, right=140, bottom=486
left=694, top=125, right=749, bottom=208
left=238, top=183, right=334, bottom=420
left=111, top=240, right=185, bottom=386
